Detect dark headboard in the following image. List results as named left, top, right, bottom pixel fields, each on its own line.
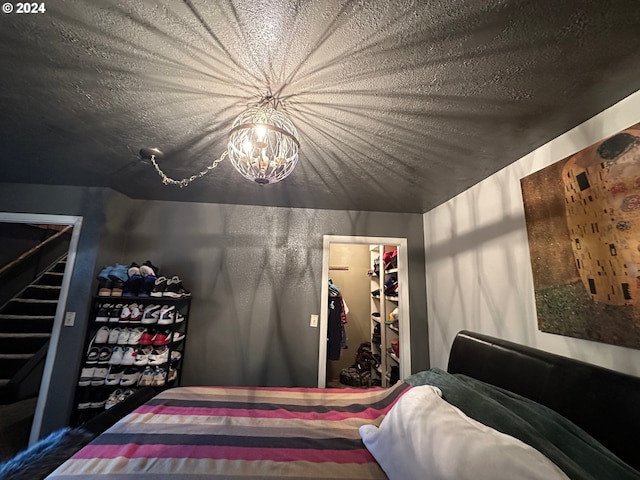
left=447, top=330, right=640, bottom=471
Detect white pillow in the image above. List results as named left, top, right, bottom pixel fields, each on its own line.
left=359, top=385, right=569, bottom=480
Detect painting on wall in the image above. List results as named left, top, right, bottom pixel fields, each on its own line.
left=521, top=122, right=640, bottom=350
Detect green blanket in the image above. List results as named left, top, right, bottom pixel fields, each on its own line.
left=406, top=369, right=640, bottom=480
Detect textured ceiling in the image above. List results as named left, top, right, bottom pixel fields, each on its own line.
left=1, top=1, right=640, bottom=213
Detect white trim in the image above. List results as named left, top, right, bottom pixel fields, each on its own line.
left=0, top=212, right=83, bottom=445
left=318, top=235, right=411, bottom=387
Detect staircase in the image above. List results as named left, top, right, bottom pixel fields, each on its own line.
left=0, top=256, right=66, bottom=404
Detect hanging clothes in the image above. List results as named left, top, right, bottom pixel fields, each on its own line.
left=327, top=280, right=347, bottom=360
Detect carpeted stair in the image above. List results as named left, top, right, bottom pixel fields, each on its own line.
left=0, top=257, right=66, bottom=404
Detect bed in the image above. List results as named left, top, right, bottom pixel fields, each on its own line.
left=45, top=330, right=640, bottom=479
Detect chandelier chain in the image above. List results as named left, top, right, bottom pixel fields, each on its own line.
left=149, top=151, right=228, bottom=188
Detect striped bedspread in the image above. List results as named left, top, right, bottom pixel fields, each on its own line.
left=47, top=382, right=412, bottom=479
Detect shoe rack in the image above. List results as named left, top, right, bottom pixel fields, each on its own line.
left=369, top=244, right=402, bottom=388
left=70, top=294, right=191, bottom=426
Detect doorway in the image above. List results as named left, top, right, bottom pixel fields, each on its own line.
left=318, top=235, right=411, bottom=388
left=0, top=212, right=82, bottom=454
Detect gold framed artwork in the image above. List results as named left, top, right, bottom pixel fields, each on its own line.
left=521, top=122, right=640, bottom=349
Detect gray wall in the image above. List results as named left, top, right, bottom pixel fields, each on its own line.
left=0, top=184, right=427, bottom=438
left=100, top=197, right=429, bottom=387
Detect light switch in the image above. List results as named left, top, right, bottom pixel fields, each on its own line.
left=64, top=311, right=76, bottom=327
left=310, top=314, right=318, bottom=327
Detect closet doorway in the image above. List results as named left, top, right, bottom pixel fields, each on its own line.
left=318, top=235, right=410, bottom=388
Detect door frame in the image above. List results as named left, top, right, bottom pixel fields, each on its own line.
left=318, top=235, right=411, bottom=387
left=0, top=212, right=83, bottom=445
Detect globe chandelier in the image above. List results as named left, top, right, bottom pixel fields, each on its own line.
left=143, top=94, right=300, bottom=186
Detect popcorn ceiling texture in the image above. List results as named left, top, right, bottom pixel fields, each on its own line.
left=0, top=0, right=639, bottom=213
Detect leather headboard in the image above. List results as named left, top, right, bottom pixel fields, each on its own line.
left=447, top=330, right=640, bottom=471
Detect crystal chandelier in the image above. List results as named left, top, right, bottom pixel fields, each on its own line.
left=144, top=95, right=300, bottom=187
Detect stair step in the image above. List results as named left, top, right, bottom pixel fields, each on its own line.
left=0, top=354, right=33, bottom=360
left=0, top=315, right=55, bottom=334
left=51, top=261, right=67, bottom=273
left=0, top=334, right=50, bottom=354
left=1, top=299, right=58, bottom=316
left=22, top=285, right=61, bottom=300
left=0, top=356, right=34, bottom=378
left=36, top=272, right=64, bottom=287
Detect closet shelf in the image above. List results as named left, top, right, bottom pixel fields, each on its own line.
left=387, top=352, right=399, bottom=363
left=385, top=296, right=399, bottom=302
left=387, top=323, right=399, bottom=333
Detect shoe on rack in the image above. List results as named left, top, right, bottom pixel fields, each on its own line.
left=109, top=304, right=123, bottom=323
left=86, top=347, right=100, bottom=365
left=108, top=328, right=122, bottom=345
left=150, top=276, right=168, bottom=297
left=142, top=304, right=161, bottom=324
left=120, top=346, right=136, bottom=366
left=97, top=346, right=113, bottom=364
left=78, top=367, right=95, bottom=386
left=123, top=263, right=142, bottom=297
left=95, top=305, right=111, bottom=323
left=76, top=388, right=92, bottom=409
left=148, top=346, right=169, bottom=366
left=152, top=330, right=170, bottom=346
left=158, top=305, right=183, bottom=325
left=108, top=263, right=128, bottom=297
left=117, top=328, right=132, bottom=345
left=171, top=331, right=185, bottom=344
left=142, top=260, right=159, bottom=277
left=108, top=346, right=124, bottom=365
left=95, top=326, right=110, bottom=344
left=128, top=327, right=146, bottom=345
left=170, top=350, right=182, bottom=365
left=90, top=387, right=108, bottom=409
left=138, top=366, right=155, bottom=387
left=151, top=366, right=167, bottom=387
left=139, top=263, right=157, bottom=297
left=105, top=366, right=124, bottom=386
left=133, top=346, right=152, bottom=366
left=139, top=330, right=155, bottom=345
left=129, top=304, right=143, bottom=323
left=120, top=367, right=141, bottom=386
left=96, top=266, right=114, bottom=296
left=91, top=367, right=109, bottom=386
left=105, top=388, right=124, bottom=410
left=163, top=276, right=191, bottom=298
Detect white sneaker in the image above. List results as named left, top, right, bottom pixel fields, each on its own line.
left=171, top=331, right=185, bottom=343
left=95, top=326, right=110, bottom=344
left=91, top=367, right=108, bottom=386
left=128, top=327, right=145, bottom=345
left=157, top=305, right=176, bottom=325
left=109, top=346, right=124, bottom=365
left=142, top=304, right=161, bottom=324
left=107, top=327, right=121, bottom=344
left=78, top=367, right=94, bottom=386
left=120, top=346, right=136, bottom=366
left=133, top=346, right=151, bottom=366
left=120, top=368, right=141, bottom=386
left=148, top=346, right=169, bottom=365
left=105, top=366, right=124, bottom=386
left=117, top=328, right=131, bottom=345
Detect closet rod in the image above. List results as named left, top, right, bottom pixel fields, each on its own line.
left=329, top=265, right=349, bottom=271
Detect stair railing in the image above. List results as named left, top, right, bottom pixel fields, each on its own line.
left=0, top=225, right=73, bottom=279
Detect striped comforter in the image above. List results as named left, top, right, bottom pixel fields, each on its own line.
left=47, top=382, right=412, bottom=479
